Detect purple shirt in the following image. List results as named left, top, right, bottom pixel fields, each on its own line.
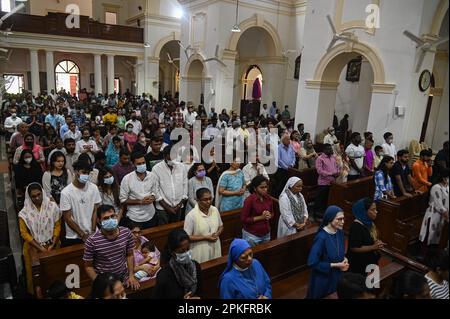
left=112, top=163, right=135, bottom=185
left=315, top=153, right=340, bottom=185
left=83, top=226, right=135, bottom=280
left=364, top=149, right=374, bottom=171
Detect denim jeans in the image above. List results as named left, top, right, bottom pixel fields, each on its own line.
left=242, top=229, right=270, bottom=247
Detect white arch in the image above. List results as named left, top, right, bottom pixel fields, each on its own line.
left=226, top=15, right=283, bottom=56
left=313, top=41, right=387, bottom=85
left=153, top=32, right=181, bottom=58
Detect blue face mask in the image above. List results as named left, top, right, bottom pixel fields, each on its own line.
left=175, top=250, right=192, bottom=264
left=101, top=218, right=118, bottom=231
left=78, top=174, right=89, bottom=184
left=136, top=164, right=147, bottom=173
left=104, top=176, right=114, bottom=185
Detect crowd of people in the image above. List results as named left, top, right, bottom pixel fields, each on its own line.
left=1, top=88, right=448, bottom=300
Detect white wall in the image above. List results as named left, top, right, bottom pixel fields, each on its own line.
left=334, top=60, right=374, bottom=134
left=295, top=0, right=444, bottom=149
left=30, top=0, right=93, bottom=17
left=91, top=0, right=128, bottom=25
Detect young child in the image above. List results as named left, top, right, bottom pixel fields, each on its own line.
left=47, top=280, right=84, bottom=299
left=374, top=145, right=384, bottom=169
left=134, top=241, right=161, bottom=282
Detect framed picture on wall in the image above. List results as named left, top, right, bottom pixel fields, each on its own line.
left=346, top=56, right=362, bottom=82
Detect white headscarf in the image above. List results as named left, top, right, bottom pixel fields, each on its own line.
left=18, top=183, right=62, bottom=245
left=280, top=177, right=301, bottom=195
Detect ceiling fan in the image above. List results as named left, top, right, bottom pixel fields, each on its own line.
left=0, top=3, right=25, bottom=27
left=403, top=30, right=449, bottom=72
left=326, top=14, right=358, bottom=51
left=177, top=41, right=195, bottom=60
left=204, top=44, right=227, bottom=68
left=166, top=53, right=179, bottom=71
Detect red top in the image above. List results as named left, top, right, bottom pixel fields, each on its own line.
left=241, top=193, right=273, bottom=237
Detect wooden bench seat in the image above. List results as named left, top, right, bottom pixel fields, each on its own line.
left=32, top=200, right=281, bottom=298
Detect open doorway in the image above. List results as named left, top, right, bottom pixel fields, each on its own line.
left=55, top=60, right=80, bottom=96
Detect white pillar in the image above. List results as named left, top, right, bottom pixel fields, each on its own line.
left=107, top=54, right=115, bottom=94
left=30, top=49, right=40, bottom=96
left=45, top=51, right=55, bottom=94
left=94, top=54, right=103, bottom=95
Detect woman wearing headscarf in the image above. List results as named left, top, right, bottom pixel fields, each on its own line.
left=347, top=198, right=384, bottom=275
left=19, top=183, right=62, bottom=294
left=277, top=177, right=309, bottom=238
left=306, top=206, right=349, bottom=299
left=153, top=229, right=201, bottom=299
left=219, top=238, right=272, bottom=299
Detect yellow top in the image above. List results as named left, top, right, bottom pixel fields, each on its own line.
left=67, top=291, right=84, bottom=299
left=19, top=218, right=61, bottom=244
left=103, top=113, right=118, bottom=124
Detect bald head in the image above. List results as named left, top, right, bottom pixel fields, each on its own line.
left=282, top=134, right=290, bottom=146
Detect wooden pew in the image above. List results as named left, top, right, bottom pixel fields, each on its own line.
left=287, top=168, right=319, bottom=203
left=376, top=193, right=428, bottom=255
left=32, top=200, right=281, bottom=298
left=126, top=223, right=319, bottom=299
left=328, top=177, right=375, bottom=232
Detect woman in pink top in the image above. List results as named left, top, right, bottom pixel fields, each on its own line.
left=124, top=123, right=138, bottom=153
left=290, top=131, right=302, bottom=154
left=130, top=225, right=161, bottom=282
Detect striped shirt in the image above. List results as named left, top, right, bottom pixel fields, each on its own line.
left=83, top=227, right=135, bottom=280
left=425, top=275, right=449, bottom=299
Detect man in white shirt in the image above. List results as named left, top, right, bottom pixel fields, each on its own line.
left=63, top=138, right=80, bottom=174
left=266, top=120, right=280, bottom=156
left=119, top=152, right=160, bottom=229
left=242, top=155, right=269, bottom=198
left=180, top=101, right=188, bottom=119
left=382, top=132, right=397, bottom=161
left=75, top=128, right=99, bottom=163
left=4, top=108, right=23, bottom=134
left=152, top=146, right=188, bottom=225
left=158, top=105, right=169, bottom=124
left=60, top=160, right=102, bottom=247
left=323, top=127, right=339, bottom=147
left=203, top=117, right=222, bottom=140
left=185, top=105, right=198, bottom=127
left=125, top=111, right=142, bottom=135
left=260, top=104, right=269, bottom=118
left=63, top=121, right=82, bottom=142
left=345, top=132, right=365, bottom=181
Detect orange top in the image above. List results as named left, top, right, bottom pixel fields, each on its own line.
left=411, top=159, right=432, bottom=192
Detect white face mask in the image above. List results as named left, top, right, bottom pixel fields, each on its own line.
left=24, top=158, right=33, bottom=164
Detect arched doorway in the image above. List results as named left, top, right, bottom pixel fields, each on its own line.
left=159, top=40, right=180, bottom=100
left=55, top=60, right=80, bottom=96
left=234, top=26, right=278, bottom=114
left=186, top=59, right=205, bottom=106
left=241, top=65, right=263, bottom=118
left=317, top=51, right=375, bottom=145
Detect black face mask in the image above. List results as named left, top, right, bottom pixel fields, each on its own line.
left=132, top=116, right=137, bottom=121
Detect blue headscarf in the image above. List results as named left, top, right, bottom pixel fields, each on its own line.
left=218, top=238, right=251, bottom=286
left=320, top=205, right=343, bottom=229
left=352, top=198, right=373, bottom=227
